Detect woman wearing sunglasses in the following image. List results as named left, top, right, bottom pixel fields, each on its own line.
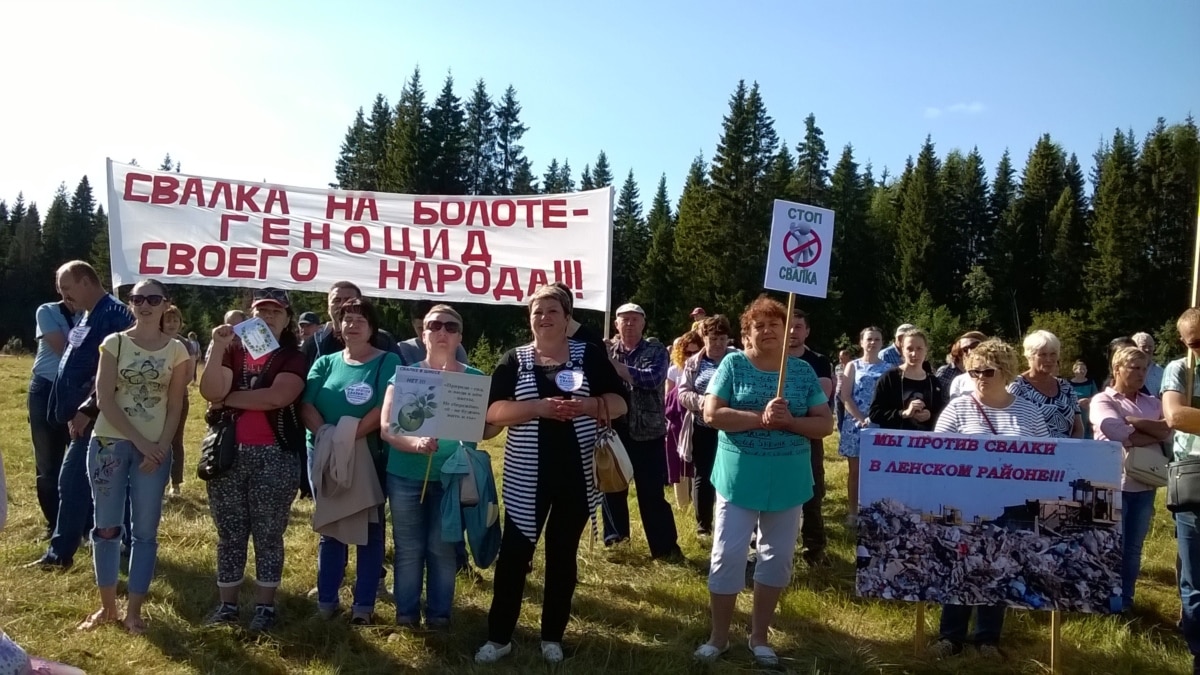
left=78, top=280, right=191, bottom=634
left=301, top=298, right=401, bottom=624
left=199, top=288, right=307, bottom=633
left=380, top=304, right=481, bottom=629
left=938, top=331, right=986, bottom=396
left=931, top=339, right=1049, bottom=659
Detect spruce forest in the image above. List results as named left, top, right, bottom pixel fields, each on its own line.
left=1, top=67, right=1197, bottom=370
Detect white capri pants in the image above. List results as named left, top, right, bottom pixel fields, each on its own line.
left=708, top=493, right=803, bottom=594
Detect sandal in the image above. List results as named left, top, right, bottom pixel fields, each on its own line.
left=541, top=641, right=564, bottom=663
left=474, top=642, right=513, bottom=664
left=693, top=642, right=729, bottom=663
left=748, top=639, right=778, bottom=666
left=77, top=608, right=119, bottom=631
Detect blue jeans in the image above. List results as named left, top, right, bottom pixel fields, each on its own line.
left=316, top=517, right=385, bottom=614
left=1121, top=489, right=1156, bottom=609
left=87, top=437, right=171, bottom=594
left=28, top=377, right=70, bottom=531
left=46, top=425, right=96, bottom=564
left=1177, top=511, right=1200, bottom=657
left=939, top=604, right=1006, bottom=646
left=388, top=474, right=456, bottom=624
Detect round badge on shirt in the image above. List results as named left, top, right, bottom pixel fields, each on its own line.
left=555, top=369, right=584, bottom=394
left=344, top=382, right=374, bottom=405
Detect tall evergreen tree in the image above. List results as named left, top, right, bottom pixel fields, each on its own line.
left=493, top=86, right=530, bottom=194
left=579, top=165, right=594, bottom=191
left=40, top=183, right=71, bottom=268
left=90, top=205, right=111, bottom=288
left=6, top=205, right=43, bottom=335
left=611, top=170, right=646, bottom=308
left=634, top=175, right=677, bottom=336
left=894, top=136, right=945, bottom=302
left=827, top=144, right=873, bottom=332
left=764, top=140, right=797, bottom=202
left=333, top=107, right=369, bottom=189
left=425, top=74, right=469, bottom=195
left=63, top=177, right=96, bottom=263
left=1010, top=134, right=1068, bottom=316
left=385, top=67, right=431, bottom=193
left=792, top=113, right=830, bottom=206
left=558, top=160, right=575, bottom=193
left=986, top=150, right=1021, bottom=335
left=671, top=155, right=715, bottom=306
left=463, top=79, right=497, bottom=195
left=591, top=151, right=613, bottom=189
left=1085, top=129, right=1143, bottom=333
left=361, top=94, right=393, bottom=191
left=542, top=159, right=563, bottom=194
left=1139, top=118, right=1200, bottom=317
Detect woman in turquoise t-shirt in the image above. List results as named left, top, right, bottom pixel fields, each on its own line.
left=301, top=298, right=402, bottom=624
left=693, top=296, right=833, bottom=667
left=380, top=304, right=481, bottom=628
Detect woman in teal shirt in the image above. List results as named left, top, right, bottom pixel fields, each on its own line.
left=380, top=304, right=481, bottom=628
left=301, top=298, right=402, bottom=624
left=693, top=296, right=833, bottom=667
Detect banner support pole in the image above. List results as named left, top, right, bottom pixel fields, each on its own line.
left=1049, top=609, right=1062, bottom=673
left=776, top=293, right=796, bottom=398
left=913, top=603, right=925, bottom=656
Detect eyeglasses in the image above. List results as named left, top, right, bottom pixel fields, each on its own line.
left=684, top=349, right=700, bottom=357
left=130, top=294, right=165, bottom=307
left=252, top=288, right=290, bottom=307
left=962, top=342, right=980, bottom=353
left=425, top=320, right=461, bottom=334
left=967, top=368, right=997, bottom=380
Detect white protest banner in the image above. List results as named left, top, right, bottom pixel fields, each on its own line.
left=105, top=159, right=614, bottom=311
left=388, top=367, right=491, bottom=443
left=856, top=429, right=1124, bottom=614
left=762, top=199, right=835, bottom=299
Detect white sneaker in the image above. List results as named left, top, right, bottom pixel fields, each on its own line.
left=541, top=641, right=564, bottom=663
left=474, top=642, right=512, bottom=664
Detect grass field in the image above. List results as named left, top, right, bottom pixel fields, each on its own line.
left=0, top=355, right=1192, bottom=674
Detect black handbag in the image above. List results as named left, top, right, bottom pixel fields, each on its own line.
left=1167, top=456, right=1200, bottom=513
left=197, top=407, right=239, bottom=481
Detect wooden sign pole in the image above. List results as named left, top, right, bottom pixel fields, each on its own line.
left=1049, top=610, right=1062, bottom=673
left=913, top=604, right=925, bottom=656
left=776, top=293, right=797, bottom=397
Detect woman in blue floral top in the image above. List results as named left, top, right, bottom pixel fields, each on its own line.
left=837, top=326, right=889, bottom=525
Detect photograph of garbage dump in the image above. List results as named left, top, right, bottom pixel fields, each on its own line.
left=856, top=430, right=1124, bottom=614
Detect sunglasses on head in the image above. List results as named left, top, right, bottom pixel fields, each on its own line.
left=967, top=368, right=997, bottom=379
left=425, top=320, right=461, bottom=334
left=130, top=294, right=166, bottom=307
left=963, top=342, right=980, bottom=352
left=252, top=288, right=289, bottom=306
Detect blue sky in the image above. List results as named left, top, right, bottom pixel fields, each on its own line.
left=2, top=0, right=1197, bottom=213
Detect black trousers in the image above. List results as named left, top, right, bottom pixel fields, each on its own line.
left=601, top=432, right=680, bottom=557
left=691, top=424, right=719, bottom=533
left=801, top=439, right=827, bottom=555
left=487, top=455, right=590, bottom=644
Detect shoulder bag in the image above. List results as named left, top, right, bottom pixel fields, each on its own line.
left=593, top=395, right=634, bottom=493
left=197, top=350, right=277, bottom=481
left=1125, top=444, right=1169, bottom=488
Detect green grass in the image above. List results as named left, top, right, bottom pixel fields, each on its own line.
left=0, top=355, right=1191, bottom=674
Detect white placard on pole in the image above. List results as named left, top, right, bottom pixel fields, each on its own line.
left=762, top=200, right=836, bottom=299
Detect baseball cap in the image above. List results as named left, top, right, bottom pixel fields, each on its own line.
left=690, top=307, right=706, bottom=317
left=298, top=311, right=319, bottom=326
left=616, top=303, right=645, bottom=316
left=895, top=323, right=916, bottom=336
left=251, top=287, right=291, bottom=309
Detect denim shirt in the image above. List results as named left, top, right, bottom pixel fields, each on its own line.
left=49, top=295, right=133, bottom=423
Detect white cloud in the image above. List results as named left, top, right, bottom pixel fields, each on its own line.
left=924, top=102, right=986, bottom=119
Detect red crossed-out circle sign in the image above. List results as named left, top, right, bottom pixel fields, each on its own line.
left=783, top=227, right=822, bottom=268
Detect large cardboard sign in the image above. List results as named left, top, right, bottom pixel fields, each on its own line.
left=762, top=199, right=835, bottom=298
left=105, top=160, right=613, bottom=310
left=856, top=429, right=1124, bottom=614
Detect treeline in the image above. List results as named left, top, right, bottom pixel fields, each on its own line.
left=3, top=68, right=1198, bottom=372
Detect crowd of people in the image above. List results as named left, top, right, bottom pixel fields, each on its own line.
left=9, top=258, right=1200, bottom=671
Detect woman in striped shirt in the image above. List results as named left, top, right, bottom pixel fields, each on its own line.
left=932, top=339, right=1049, bottom=659
left=475, top=285, right=628, bottom=665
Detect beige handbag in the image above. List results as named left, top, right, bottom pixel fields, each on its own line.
left=1125, top=444, right=1169, bottom=488
left=593, top=396, right=634, bottom=493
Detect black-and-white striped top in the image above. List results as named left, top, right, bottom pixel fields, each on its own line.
left=934, top=394, right=1051, bottom=437
left=493, top=340, right=626, bottom=543
left=1007, top=376, right=1080, bottom=438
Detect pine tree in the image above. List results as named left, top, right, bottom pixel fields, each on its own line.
left=634, top=175, right=677, bottom=336
left=1139, top=118, right=1200, bottom=318
left=63, top=177, right=96, bottom=263
left=40, top=183, right=71, bottom=268
left=90, top=205, right=111, bottom=287
left=986, top=150, right=1021, bottom=336
left=611, top=170, right=646, bottom=308
left=764, top=140, right=796, bottom=202
left=334, top=107, right=369, bottom=189
left=938, top=148, right=989, bottom=311
left=361, top=94, right=393, bottom=191
left=895, top=136, right=944, bottom=302
left=792, top=113, right=829, bottom=206
left=384, top=67, right=431, bottom=193
left=1010, top=135, right=1068, bottom=315
left=827, top=144, right=872, bottom=331
left=159, top=154, right=175, bottom=172
left=5, top=205, right=43, bottom=312
left=671, top=155, right=715, bottom=306
left=591, top=151, right=613, bottom=189
left=463, top=79, right=497, bottom=195
left=425, top=74, right=468, bottom=195
left=9, top=193, right=27, bottom=235
left=558, top=160, right=575, bottom=192
left=542, top=159, right=563, bottom=194
left=493, top=86, right=530, bottom=194
left=1085, top=129, right=1143, bottom=333
left=579, top=165, right=594, bottom=191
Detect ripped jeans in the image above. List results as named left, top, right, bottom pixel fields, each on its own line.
left=87, top=437, right=171, bottom=594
